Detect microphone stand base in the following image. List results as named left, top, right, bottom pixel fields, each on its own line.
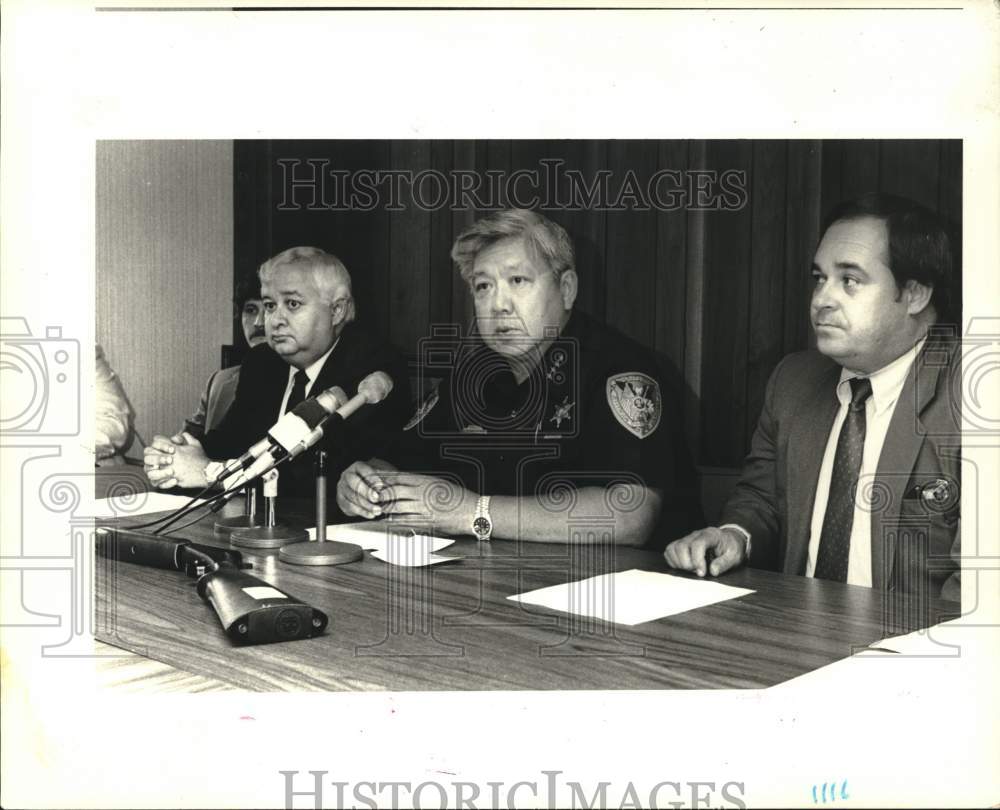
left=214, top=515, right=261, bottom=537
left=279, top=540, right=364, bottom=566
left=231, top=526, right=308, bottom=549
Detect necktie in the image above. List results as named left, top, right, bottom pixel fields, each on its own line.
left=285, top=369, right=309, bottom=414
left=814, top=377, right=873, bottom=582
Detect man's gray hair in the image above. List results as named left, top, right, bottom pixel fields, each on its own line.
left=451, top=209, right=575, bottom=284
left=258, top=246, right=356, bottom=323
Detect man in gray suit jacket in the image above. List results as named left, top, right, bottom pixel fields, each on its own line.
left=181, top=277, right=267, bottom=438
left=665, top=193, right=961, bottom=601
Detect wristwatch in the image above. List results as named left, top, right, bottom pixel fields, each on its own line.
left=472, top=495, right=493, bottom=542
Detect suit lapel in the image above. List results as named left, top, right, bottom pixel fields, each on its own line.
left=263, top=355, right=290, bottom=420
left=871, top=341, right=943, bottom=589
left=784, top=363, right=841, bottom=575
left=312, top=331, right=347, bottom=393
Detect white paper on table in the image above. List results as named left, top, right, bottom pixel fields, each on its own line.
left=368, top=548, right=458, bottom=567
left=508, top=568, right=754, bottom=626
left=775, top=618, right=980, bottom=693
left=859, top=618, right=964, bottom=657
left=94, top=492, right=205, bottom=519
left=307, top=521, right=457, bottom=567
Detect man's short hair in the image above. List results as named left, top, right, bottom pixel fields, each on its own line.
left=258, top=246, right=356, bottom=323
left=234, top=275, right=261, bottom=311
left=451, top=209, right=575, bottom=284
left=822, top=192, right=957, bottom=322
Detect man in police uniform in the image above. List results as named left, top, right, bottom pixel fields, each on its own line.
left=336, top=209, right=701, bottom=547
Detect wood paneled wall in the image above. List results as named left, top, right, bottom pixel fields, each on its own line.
left=234, top=139, right=961, bottom=467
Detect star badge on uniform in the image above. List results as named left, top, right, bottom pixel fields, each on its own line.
left=403, top=387, right=439, bottom=431
left=606, top=372, right=662, bottom=439
left=549, top=395, right=575, bottom=428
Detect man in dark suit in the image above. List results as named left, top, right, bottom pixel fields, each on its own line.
left=665, top=193, right=961, bottom=601
left=143, top=247, right=410, bottom=500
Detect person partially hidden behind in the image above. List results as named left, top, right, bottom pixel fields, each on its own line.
left=664, top=193, right=961, bottom=601
left=336, top=209, right=701, bottom=547
left=181, top=276, right=268, bottom=439
left=143, top=246, right=410, bottom=501
left=95, top=344, right=135, bottom=464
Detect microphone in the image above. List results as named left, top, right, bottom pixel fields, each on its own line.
left=225, top=385, right=348, bottom=474
left=238, top=371, right=393, bottom=483
left=266, top=386, right=347, bottom=452
left=329, top=371, right=393, bottom=421
left=282, top=371, right=394, bottom=461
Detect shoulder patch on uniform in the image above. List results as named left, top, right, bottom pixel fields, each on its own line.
left=606, top=372, right=662, bottom=439
left=404, top=387, right=439, bottom=431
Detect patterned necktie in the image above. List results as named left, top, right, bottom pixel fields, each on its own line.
left=814, top=376, right=873, bottom=582
left=285, top=369, right=310, bottom=414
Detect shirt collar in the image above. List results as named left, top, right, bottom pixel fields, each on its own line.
left=289, top=337, right=339, bottom=388
left=836, top=337, right=925, bottom=415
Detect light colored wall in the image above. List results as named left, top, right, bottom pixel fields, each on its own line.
left=96, top=141, right=233, bottom=457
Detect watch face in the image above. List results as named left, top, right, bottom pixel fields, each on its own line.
left=473, top=516, right=491, bottom=535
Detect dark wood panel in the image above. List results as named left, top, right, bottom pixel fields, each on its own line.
left=232, top=141, right=276, bottom=347
left=388, top=141, right=432, bottom=352
left=746, top=141, right=788, bottom=448
left=482, top=139, right=513, bottom=209
left=233, top=140, right=274, bottom=270
left=820, top=139, right=844, bottom=221
left=784, top=141, right=822, bottom=355
left=450, top=140, right=478, bottom=331
left=654, top=140, right=689, bottom=376
left=428, top=140, right=456, bottom=330
left=879, top=139, right=941, bottom=211
left=604, top=140, right=659, bottom=347
left=937, top=140, right=962, bottom=226
left=230, top=139, right=962, bottom=470
left=839, top=139, right=881, bottom=205
left=699, top=140, right=754, bottom=466
left=937, top=139, right=963, bottom=324
left=545, top=140, right=608, bottom=320
left=506, top=140, right=610, bottom=320
left=819, top=139, right=880, bottom=221
left=682, top=141, right=708, bottom=445
left=264, top=140, right=393, bottom=339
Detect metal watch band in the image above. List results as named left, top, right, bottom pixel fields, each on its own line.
left=473, top=494, right=493, bottom=541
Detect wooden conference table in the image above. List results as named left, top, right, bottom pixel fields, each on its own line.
left=93, top=467, right=955, bottom=692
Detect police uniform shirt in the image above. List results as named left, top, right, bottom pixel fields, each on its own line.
left=393, top=310, right=702, bottom=546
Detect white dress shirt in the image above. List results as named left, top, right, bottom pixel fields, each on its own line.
left=805, top=339, right=925, bottom=586
left=278, top=340, right=338, bottom=415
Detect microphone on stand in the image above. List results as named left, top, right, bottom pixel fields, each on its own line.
left=274, top=370, right=393, bottom=567
left=236, top=371, right=394, bottom=487
left=212, top=387, right=346, bottom=534
left=222, top=386, right=349, bottom=477
left=230, top=469, right=308, bottom=550
left=279, top=450, right=364, bottom=566
left=213, top=477, right=262, bottom=537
